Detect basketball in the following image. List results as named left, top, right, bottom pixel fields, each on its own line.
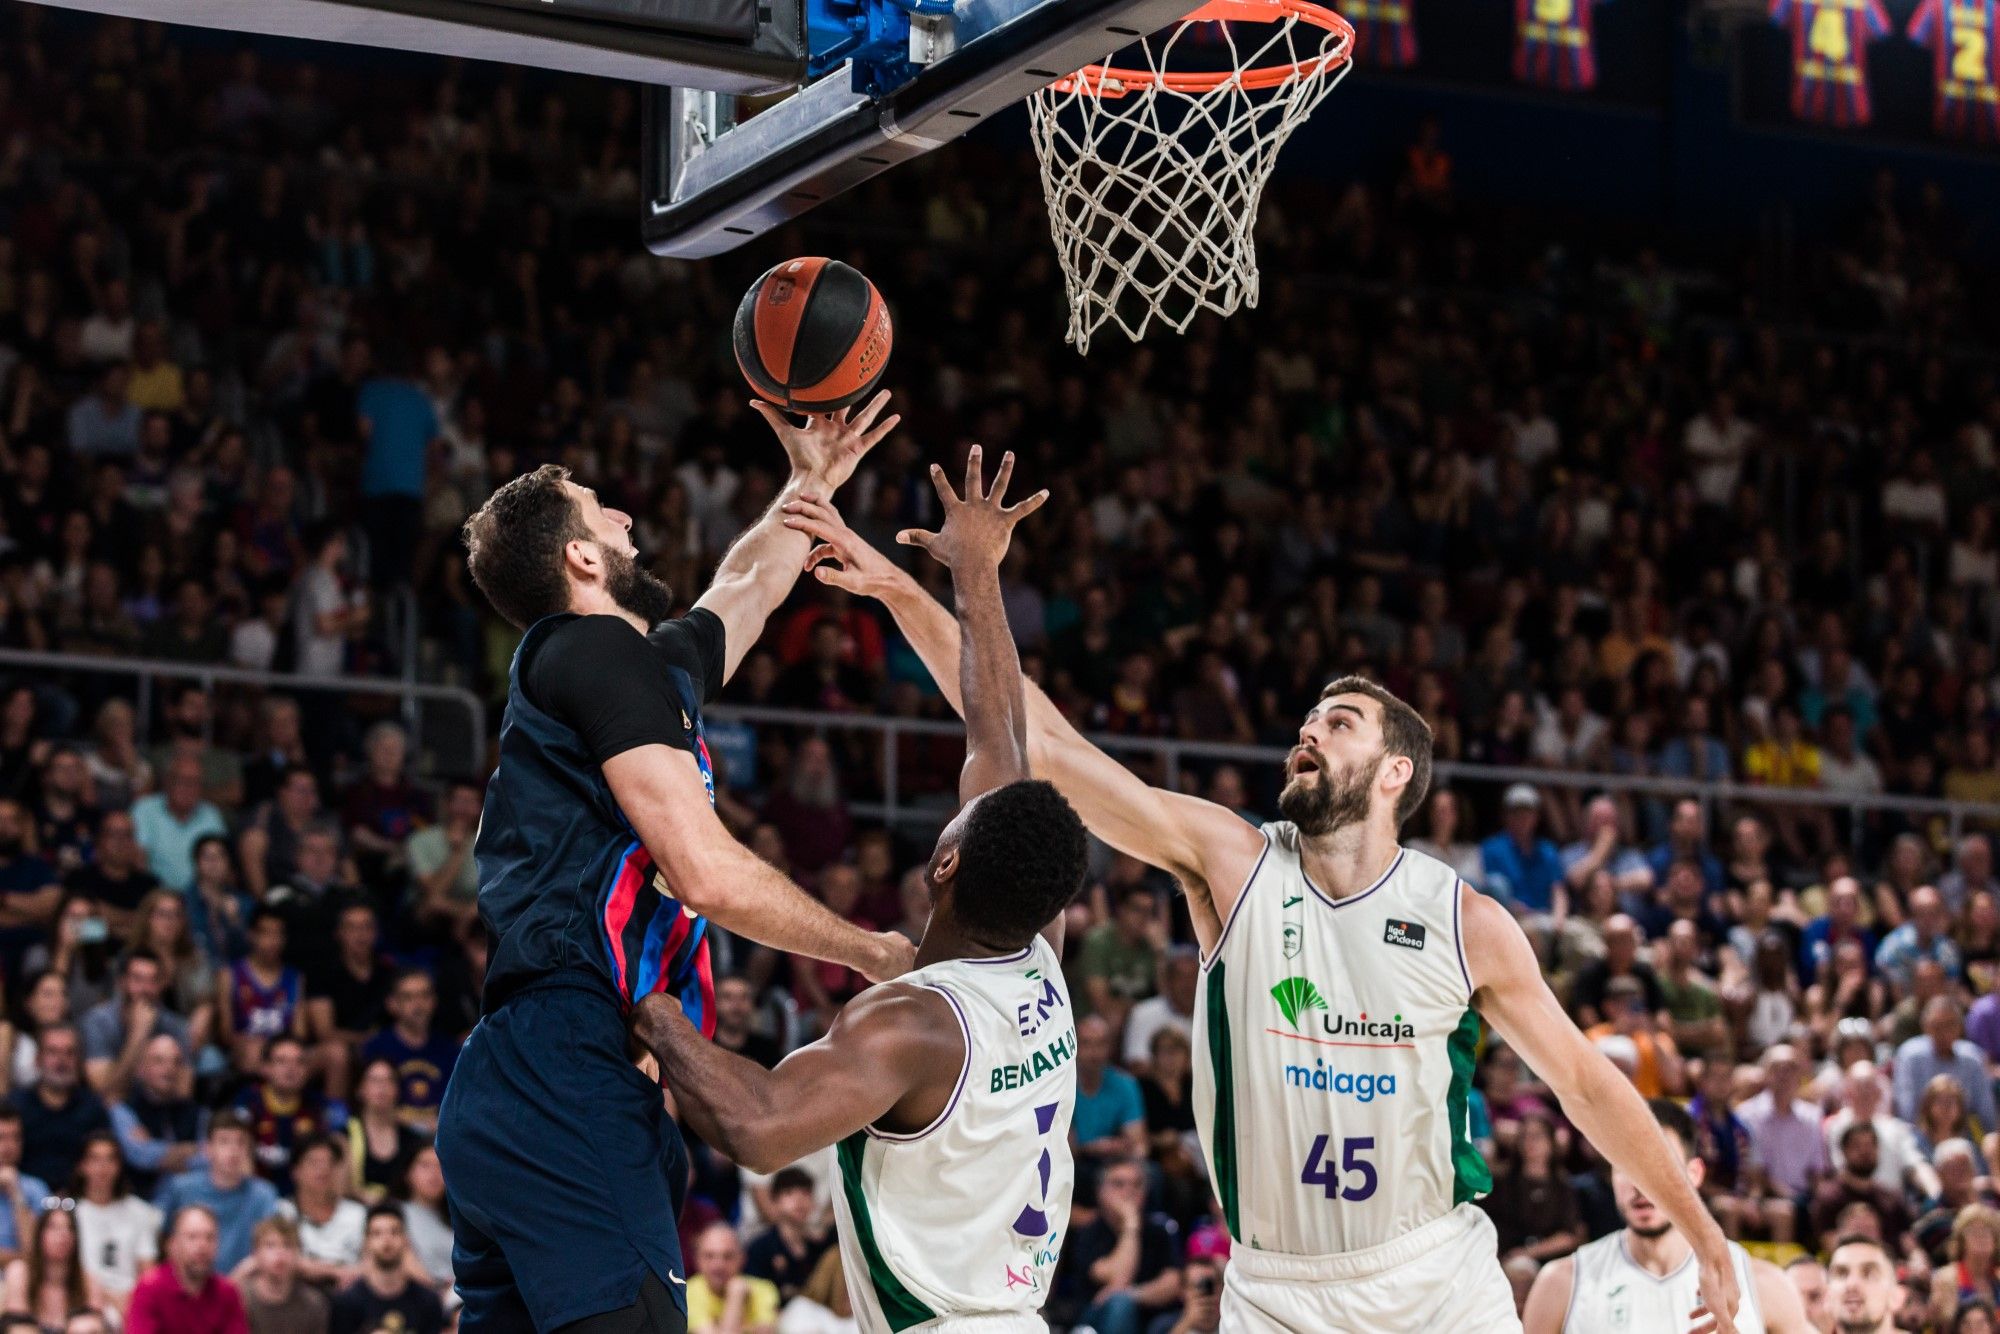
left=732, top=257, right=894, bottom=414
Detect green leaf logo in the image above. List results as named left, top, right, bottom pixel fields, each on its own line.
left=1270, top=978, right=1328, bottom=1030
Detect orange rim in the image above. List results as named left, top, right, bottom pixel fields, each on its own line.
left=1051, top=0, right=1354, bottom=98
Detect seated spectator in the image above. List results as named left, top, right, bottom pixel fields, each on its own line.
left=1886, top=958, right=1955, bottom=1049
left=278, top=1136, right=366, bottom=1291
left=710, top=977, right=782, bottom=1070
left=265, top=827, right=359, bottom=983
left=760, top=737, right=853, bottom=875
left=1825, top=1061, right=1940, bottom=1201
left=328, top=1203, right=442, bottom=1334
left=187, top=837, right=254, bottom=972
left=1916, top=1074, right=1991, bottom=1172
left=405, top=779, right=481, bottom=939
left=357, top=970, right=457, bottom=1135
left=1559, top=794, right=1653, bottom=903
left=13, top=1026, right=109, bottom=1189
left=1877, top=886, right=1965, bottom=991
left=1799, top=875, right=1875, bottom=987
left=344, top=1059, right=422, bottom=1203
left=686, top=1221, right=778, bottom=1334
left=238, top=767, right=324, bottom=901
left=3, top=1208, right=112, bottom=1329
left=0, top=802, right=59, bottom=972
left=788, top=866, right=877, bottom=1036
left=234, top=1037, right=346, bottom=1196
left=26, top=896, right=118, bottom=1021
left=1122, top=946, right=1196, bottom=1077
left=1894, top=998, right=1997, bottom=1127
left=126, top=1203, right=250, bottom=1334
left=1735, top=1045, right=1820, bottom=1241
left=32, top=748, right=96, bottom=877
left=1656, top=918, right=1728, bottom=1060
left=1072, top=1017, right=1148, bottom=1183
left=781, top=1245, right=858, bottom=1334
left=742, top=1167, right=829, bottom=1307
left=1646, top=799, right=1726, bottom=904
left=398, top=1149, right=454, bottom=1294
left=1139, top=1028, right=1204, bottom=1224
left=217, top=907, right=310, bottom=1081
left=1066, top=1158, right=1184, bottom=1334
left=1406, top=788, right=1485, bottom=890
left=1809, top=1121, right=1915, bottom=1255
left=1479, top=784, right=1563, bottom=916
left=1804, top=938, right=1889, bottom=1051
left=237, top=1215, right=330, bottom=1334
left=155, top=1113, right=281, bottom=1274
left=1934, top=1204, right=2000, bottom=1329
left=81, top=949, right=192, bottom=1101
left=337, top=723, right=429, bottom=893
left=70, top=1132, right=160, bottom=1304
left=130, top=888, right=218, bottom=1029
left=1568, top=915, right=1665, bottom=1029
left=130, top=756, right=228, bottom=892
left=109, top=1033, right=204, bottom=1200
left=81, top=702, right=149, bottom=814
left=1480, top=1111, right=1581, bottom=1267
left=1077, top=885, right=1164, bottom=1035
left=304, top=901, right=393, bottom=1099
left=241, top=700, right=313, bottom=813
left=61, top=809, right=156, bottom=939
left=1583, top=977, right=1683, bottom=1098
left=1942, top=835, right=1998, bottom=917
left=0, top=1111, right=48, bottom=1266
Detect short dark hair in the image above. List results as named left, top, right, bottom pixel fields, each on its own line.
left=463, top=464, right=588, bottom=629
left=263, top=1033, right=306, bottom=1062
left=1840, top=1119, right=1879, bottom=1151
left=121, top=948, right=161, bottom=976
left=248, top=904, right=286, bottom=932
left=365, top=1201, right=407, bottom=1230
left=1649, top=1097, right=1697, bottom=1157
left=208, top=1111, right=254, bottom=1142
left=1830, top=1232, right=1893, bottom=1265
left=294, top=1134, right=344, bottom=1169
left=950, top=780, right=1089, bottom=948
left=1317, top=675, right=1434, bottom=827
left=769, top=1167, right=815, bottom=1199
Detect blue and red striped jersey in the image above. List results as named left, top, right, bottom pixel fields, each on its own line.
left=1348, top=0, right=1420, bottom=67
left=1514, top=0, right=1606, bottom=90
left=1908, top=0, right=2000, bottom=138
left=1771, top=0, right=1893, bottom=126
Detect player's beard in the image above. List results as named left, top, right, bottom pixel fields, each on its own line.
left=604, top=546, right=676, bottom=627
left=1627, top=1220, right=1673, bottom=1240
left=1279, top=750, right=1379, bottom=837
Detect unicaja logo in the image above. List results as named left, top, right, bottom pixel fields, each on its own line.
left=1322, top=1011, right=1415, bottom=1042
left=1270, top=978, right=1327, bottom=1030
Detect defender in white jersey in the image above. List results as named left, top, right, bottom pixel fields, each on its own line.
left=1524, top=1100, right=1810, bottom=1334
left=781, top=495, right=1754, bottom=1334
left=641, top=450, right=1089, bottom=1333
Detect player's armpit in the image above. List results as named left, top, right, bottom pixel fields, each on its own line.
left=1518, top=1254, right=1574, bottom=1334
left=635, top=984, right=960, bottom=1175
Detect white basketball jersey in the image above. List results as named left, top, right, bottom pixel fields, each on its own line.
left=1564, top=1233, right=1765, bottom=1334
left=832, top=935, right=1075, bottom=1333
left=1191, top=829, right=1490, bottom=1255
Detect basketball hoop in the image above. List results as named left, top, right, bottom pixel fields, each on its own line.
left=1027, top=0, right=1354, bottom=352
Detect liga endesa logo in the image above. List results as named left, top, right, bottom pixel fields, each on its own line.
left=1268, top=979, right=1416, bottom=1048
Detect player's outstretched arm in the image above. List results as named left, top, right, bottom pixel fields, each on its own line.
left=1463, top=888, right=1742, bottom=1334
left=780, top=494, right=1264, bottom=952
left=632, top=983, right=959, bottom=1174
left=605, top=745, right=913, bottom=982
left=694, top=393, right=900, bottom=684
left=1519, top=1254, right=1574, bottom=1334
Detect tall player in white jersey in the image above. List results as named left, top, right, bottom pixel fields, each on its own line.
left=1524, top=1099, right=1810, bottom=1334
left=636, top=450, right=1089, bottom=1333
left=780, top=497, right=1748, bottom=1334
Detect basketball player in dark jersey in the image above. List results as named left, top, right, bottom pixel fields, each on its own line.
left=437, top=394, right=913, bottom=1334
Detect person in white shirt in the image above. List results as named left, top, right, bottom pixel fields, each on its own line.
left=70, top=1132, right=159, bottom=1301
left=1822, top=1062, right=1940, bottom=1201
left=270, top=1135, right=367, bottom=1288
left=1122, top=946, right=1197, bottom=1074
left=1684, top=391, right=1756, bottom=507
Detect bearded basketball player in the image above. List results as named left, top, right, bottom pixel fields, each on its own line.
left=778, top=496, right=1744, bottom=1334
left=1523, top=1099, right=1810, bottom=1333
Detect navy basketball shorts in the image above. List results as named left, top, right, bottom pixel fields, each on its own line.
left=438, top=976, right=690, bottom=1333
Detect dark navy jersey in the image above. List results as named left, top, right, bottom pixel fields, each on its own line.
left=475, top=610, right=725, bottom=1031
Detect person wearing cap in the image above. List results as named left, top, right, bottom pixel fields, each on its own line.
left=153, top=1111, right=279, bottom=1273
left=1479, top=784, right=1565, bottom=917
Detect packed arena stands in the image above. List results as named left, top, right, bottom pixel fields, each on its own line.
left=8, top=5, right=2000, bottom=1331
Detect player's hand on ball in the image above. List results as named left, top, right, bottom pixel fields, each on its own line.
left=783, top=496, right=903, bottom=597
left=897, top=445, right=1048, bottom=573
left=752, top=390, right=900, bottom=491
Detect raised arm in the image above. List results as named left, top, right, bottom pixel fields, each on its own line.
left=630, top=980, right=960, bottom=1173
left=694, top=393, right=900, bottom=684
left=604, top=746, right=912, bottom=983
left=780, top=495, right=1264, bottom=953
left=1463, top=887, right=1741, bottom=1334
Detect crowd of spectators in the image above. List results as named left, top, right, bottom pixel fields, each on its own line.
left=6, top=5, right=2000, bottom=1332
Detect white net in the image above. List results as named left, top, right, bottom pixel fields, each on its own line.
left=1027, top=5, right=1353, bottom=353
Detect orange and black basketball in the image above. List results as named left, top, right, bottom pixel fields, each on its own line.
left=733, top=257, right=894, bottom=414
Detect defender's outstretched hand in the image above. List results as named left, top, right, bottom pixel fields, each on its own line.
left=898, top=446, right=1048, bottom=574
left=751, top=390, right=900, bottom=490
left=782, top=495, right=903, bottom=598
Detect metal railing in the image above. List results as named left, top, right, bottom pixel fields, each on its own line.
left=707, top=703, right=2000, bottom=845
left=0, top=649, right=487, bottom=777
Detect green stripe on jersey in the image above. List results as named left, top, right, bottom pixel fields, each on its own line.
left=1205, top=960, right=1241, bottom=1239
left=1446, top=1008, right=1492, bottom=1205
left=836, top=1132, right=938, bottom=1331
